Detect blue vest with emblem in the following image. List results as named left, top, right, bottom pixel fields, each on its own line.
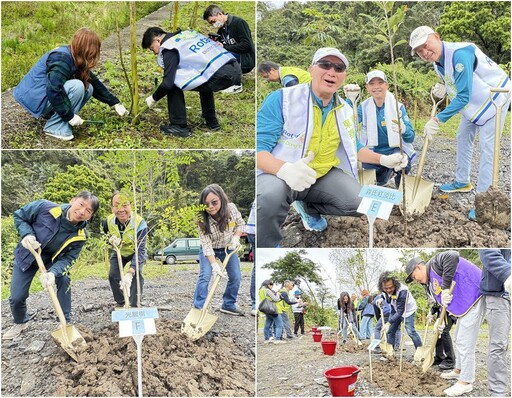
left=14, top=46, right=75, bottom=118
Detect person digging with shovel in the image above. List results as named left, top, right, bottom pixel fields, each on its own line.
left=338, top=291, right=361, bottom=344
left=102, top=191, right=148, bottom=309
left=193, top=184, right=245, bottom=316
left=141, top=27, right=242, bottom=137
left=13, top=28, right=128, bottom=141
left=256, top=47, right=408, bottom=248
left=375, top=272, right=423, bottom=355
left=409, top=26, right=511, bottom=221
left=345, top=70, right=415, bottom=188
left=3, top=191, right=99, bottom=340
left=405, top=251, right=484, bottom=396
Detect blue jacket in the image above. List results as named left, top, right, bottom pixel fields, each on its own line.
left=479, top=249, right=511, bottom=298
left=13, top=200, right=88, bottom=276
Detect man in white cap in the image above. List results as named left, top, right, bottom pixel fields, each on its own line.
left=256, top=47, right=408, bottom=248
left=409, top=26, right=511, bottom=221
left=347, top=70, right=415, bottom=187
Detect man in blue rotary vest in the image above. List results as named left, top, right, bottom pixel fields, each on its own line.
left=256, top=47, right=408, bottom=248
left=405, top=251, right=485, bottom=397
left=409, top=26, right=511, bottom=221
left=142, top=28, right=242, bottom=137
left=102, top=192, right=148, bottom=308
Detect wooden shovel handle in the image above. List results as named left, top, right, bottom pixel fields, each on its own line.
left=26, top=246, right=68, bottom=328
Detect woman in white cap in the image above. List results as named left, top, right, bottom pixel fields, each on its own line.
left=409, top=26, right=511, bottom=221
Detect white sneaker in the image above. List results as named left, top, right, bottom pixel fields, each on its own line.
left=44, top=131, right=74, bottom=141
left=221, top=84, right=243, bottom=94
left=2, top=323, right=30, bottom=340
left=444, top=383, right=473, bottom=396
left=273, top=339, right=286, bottom=344
left=440, top=370, right=461, bottom=380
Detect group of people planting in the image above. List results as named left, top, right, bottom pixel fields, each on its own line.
left=13, top=4, right=254, bottom=140
left=3, top=183, right=251, bottom=341
left=256, top=24, right=511, bottom=248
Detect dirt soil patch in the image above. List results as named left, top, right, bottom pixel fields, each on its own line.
left=281, top=136, right=511, bottom=248
left=1, top=265, right=255, bottom=397
left=256, top=325, right=509, bottom=397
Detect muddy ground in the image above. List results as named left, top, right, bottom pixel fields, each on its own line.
left=256, top=324, right=510, bottom=397
left=1, top=263, right=255, bottom=397
left=282, top=135, right=511, bottom=248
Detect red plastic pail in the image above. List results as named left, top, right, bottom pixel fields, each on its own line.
left=311, top=327, right=318, bottom=332
left=324, top=366, right=360, bottom=397
left=321, top=341, right=337, bottom=355
left=312, top=331, right=322, bottom=342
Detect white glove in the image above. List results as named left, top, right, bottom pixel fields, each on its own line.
left=108, top=235, right=122, bottom=247
left=21, top=235, right=41, bottom=250
left=424, top=118, right=440, bottom=142
left=211, top=261, right=227, bottom=279
left=119, top=272, right=133, bottom=290
left=69, top=114, right=84, bottom=126
left=380, top=153, right=405, bottom=169
left=426, top=312, right=434, bottom=324
left=432, top=83, right=447, bottom=99
left=391, top=119, right=406, bottom=136
left=39, top=272, right=56, bottom=289
left=441, top=289, right=453, bottom=306
left=228, top=235, right=240, bottom=251
left=505, top=275, right=511, bottom=294
left=276, top=151, right=316, bottom=192
left=394, top=154, right=408, bottom=172
left=434, top=318, right=445, bottom=333
left=381, top=322, right=391, bottom=334
left=375, top=298, right=384, bottom=307
left=145, top=95, right=156, bottom=109
left=114, top=103, right=129, bottom=116
left=343, top=84, right=361, bottom=101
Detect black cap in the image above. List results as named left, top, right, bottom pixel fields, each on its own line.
left=405, top=257, right=424, bottom=283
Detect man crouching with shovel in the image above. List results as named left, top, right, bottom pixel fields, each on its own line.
left=405, top=251, right=484, bottom=396
left=102, top=191, right=148, bottom=309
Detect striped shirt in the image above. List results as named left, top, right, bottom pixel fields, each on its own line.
left=198, top=202, right=245, bottom=257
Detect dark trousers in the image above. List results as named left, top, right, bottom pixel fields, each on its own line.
left=109, top=253, right=144, bottom=307
left=435, top=314, right=456, bottom=365
left=166, top=61, right=242, bottom=126
left=9, top=261, right=71, bottom=323
left=293, top=312, right=305, bottom=335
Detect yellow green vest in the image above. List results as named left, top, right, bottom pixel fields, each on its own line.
left=276, top=287, right=290, bottom=314
left=280, top=66, right=311, bottom=85
left=107, top=213, right=143, bottom=257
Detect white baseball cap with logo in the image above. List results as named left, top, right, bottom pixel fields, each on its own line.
left=365, top=70, right=388, bottom=84
left=409, top=26, right=436, bottom=56
left=312, top=47, right=349, bottom=70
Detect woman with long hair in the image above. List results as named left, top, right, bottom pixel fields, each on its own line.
left=193, top=184, right=245, bottom=315
left=13, top=28, right=128, bottom=141
left=338, top=291, right=361, bottom=343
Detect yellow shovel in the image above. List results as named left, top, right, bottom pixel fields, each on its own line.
left=344, top=314, right=362, bottom=346
left=414, top=315, right=431, bottom=362
left=378, top=306, right=394, bottom=357
left=422, top=282, right=455, bottom=373
left=112, top=243, right=131, bottom=309
left=27, top=246, right=86, bottom=361
left=400, top=87, right=444, bottom=216
left=182, top=246, right=241, bottom=340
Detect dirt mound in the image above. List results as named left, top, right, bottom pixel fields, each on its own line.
left=48, top=319, right=254, bottom=397
left=475, top=186, right=511, bottom=229
left=367, top=361, right=450, bottom=396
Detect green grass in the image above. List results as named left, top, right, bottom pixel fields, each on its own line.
left=1, top=259, right=254, bottom=300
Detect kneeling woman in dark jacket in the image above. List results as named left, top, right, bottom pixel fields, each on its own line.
left=14, top=28, right=128, bottom=141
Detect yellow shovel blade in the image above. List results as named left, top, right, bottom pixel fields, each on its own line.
left=414, top=345, right=429, bottom=362
left=181, top=308, right=219, bottom=341
left=380, top=341, right=394, bottom=357
left=51, top=325, right=86, bottom=362
left=400, top=174, right=434, bottom=217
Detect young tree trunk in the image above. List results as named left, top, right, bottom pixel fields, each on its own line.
left=173, top=2, right=180, bottom=31
left=130, top=2, right=139, bottom=116
left=189, top=1, right=199, bottom=29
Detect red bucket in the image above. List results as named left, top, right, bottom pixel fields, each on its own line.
left=324, top=366, right=360, bottom=397
left=321, top=341, right=337, bottom=355
left=312, top=331, right=322, bottom=342
left=311, top=327, right=318, bottom=333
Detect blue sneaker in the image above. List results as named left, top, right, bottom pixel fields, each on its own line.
left=467, top=208, right=476, bottom=221
left=439, top=181, right=473, bottom=193
left=292, top=201, right=327, bottom=231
